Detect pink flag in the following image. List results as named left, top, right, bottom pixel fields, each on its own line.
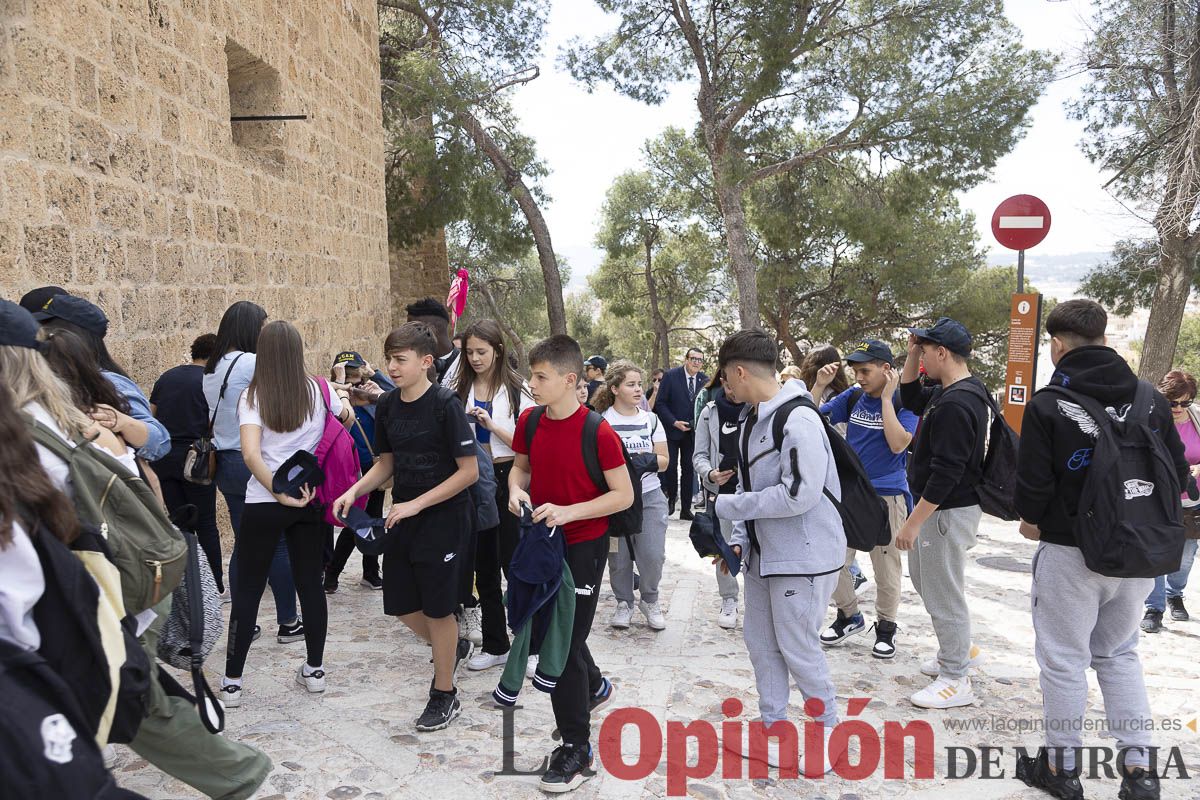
left=446, top=268, right=469, bottom=332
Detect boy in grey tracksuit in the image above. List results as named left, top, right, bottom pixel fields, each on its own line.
left=714, top=331, right=846, bottom=769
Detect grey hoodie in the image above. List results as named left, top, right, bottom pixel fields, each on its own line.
left=715, top=379, right=846, bottom=577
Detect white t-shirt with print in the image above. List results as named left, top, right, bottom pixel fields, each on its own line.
left=602, top=407, right=666, bottom=493
left=238, top=379, right=342, bottom=505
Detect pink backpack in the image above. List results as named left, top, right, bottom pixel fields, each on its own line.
left=314, top=378, right=367, bottom=526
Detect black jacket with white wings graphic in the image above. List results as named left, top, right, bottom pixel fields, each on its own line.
left=1014, top=345, right=1189, bottom=548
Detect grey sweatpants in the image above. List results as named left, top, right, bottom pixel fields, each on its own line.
left=715, top=516, right=739, bottom=601
left=742, top=550, right=839, bottom=727
left=907, top=504, right=981, bottom=679
left=609, top=486, right=668, bottom=604
left=1032, top=542, right=1154, bottom=771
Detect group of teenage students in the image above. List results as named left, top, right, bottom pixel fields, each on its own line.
left=0, top=284, right=1188, bottom=800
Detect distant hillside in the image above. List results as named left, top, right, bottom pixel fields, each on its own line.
left=985, top=250, right=1111, bottom=297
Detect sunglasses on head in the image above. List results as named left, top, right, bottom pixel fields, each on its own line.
left=1170, top=399, right=1195, bottom=408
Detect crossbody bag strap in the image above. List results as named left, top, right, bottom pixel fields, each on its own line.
left=206, top=352, right=246, bottom=436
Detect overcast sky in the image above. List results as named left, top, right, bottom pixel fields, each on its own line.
left=506, top=0, right=1147, bottom=290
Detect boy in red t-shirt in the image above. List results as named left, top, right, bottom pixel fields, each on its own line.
left=509, top=334, right=633, bottom=794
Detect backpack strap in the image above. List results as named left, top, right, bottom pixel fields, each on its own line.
left=846, top=388, right=865, bottom=418
left=524, top=405, right=547, bottom=452
left=770, top=397, right=808, bottom=451
left=581, top=410, right=607, bottom=494
left=1040, top=384, right=1114, bottom=433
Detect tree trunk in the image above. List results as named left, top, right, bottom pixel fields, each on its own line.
left=1138, top=237, right=1197, bottom=382
left=455, top=110, right=567, bottom=335
left=644, top=240, right=671, bottom=370
left=712, top=168, right=760, bottom=329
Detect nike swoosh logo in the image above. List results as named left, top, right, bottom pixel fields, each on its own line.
left=443, top=553, right=456, bottom=562
left=721, top=423, right=739, bottom=434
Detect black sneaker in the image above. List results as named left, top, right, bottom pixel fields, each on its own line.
left=589, top=677, right=614, bottom=713
left=1140, top=609, right=1164, bottom=633
left=820, top=609, right=865, bottom=646
left=324, top=571, right=339, bottom=594
left=871, top=620, right=898, bottom=659
left=1119, top=765, right=1160, bottom=800
left=415, top=688, right=461, bottom=732
left=361, top=574, right=383, bottom=590
left=539, top=743, right=594, bottom=793
left=1167, top=596, right=1189, bottom=622
left=853, top=572, right=869, bottom=595
left=680, top=510, right=694, bottom=521
left=277, top=619, right=305, bottom=643
left=1015, top=748, right=1083, bottom=800
left=251, top=625, right=262, bottom=642
left=454, top=637, right=475, bottom=677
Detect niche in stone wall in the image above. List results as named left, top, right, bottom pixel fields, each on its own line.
left=224, top=38, right=285, bottom=160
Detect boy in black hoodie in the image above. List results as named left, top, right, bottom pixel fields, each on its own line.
left=1014, top=300, right=1188, bottom=800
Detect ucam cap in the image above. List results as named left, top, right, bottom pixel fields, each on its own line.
left=845, top=340, right=895, bottom=366
left=908, top=317, right=972, bottom=358
left=332, top=350, right=366, bottom=368
left=32, top=294, right=109, bottom=338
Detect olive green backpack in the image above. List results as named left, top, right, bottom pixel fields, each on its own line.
left=29, top=419, right=187, bottom=615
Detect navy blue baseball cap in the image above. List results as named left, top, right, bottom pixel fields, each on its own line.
left=33, top=294, right=109, bottom=338
left=845, top=339, right=895, bottom=365
left=909, top=317, right=972, bottom=357
left=332, top=350, right=366, bottom=368
left=271, top=450, right=324, bottom=499
left=337, top=505, right=394, bottom=556
left=688, top=505, right=741, bottom=577
left=584, top=355, right=608, bottom=371
left=0, top=299, right=45, bottom=351
left=18, top=286, right=66, bottom=314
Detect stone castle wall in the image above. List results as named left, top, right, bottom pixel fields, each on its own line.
left=0, top=0, right=446, bottom=384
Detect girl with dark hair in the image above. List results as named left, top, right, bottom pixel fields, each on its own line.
left=35, top=294, right=170, bottom=462
left=202, top=301, right=302, bottom=639
left=222, top=321, right=353, bottom=709
left=454, top=319, right=536, bottom=670
left=593, top=360, right=670, bottom=631
left=799, top=344, right=850, bottom=403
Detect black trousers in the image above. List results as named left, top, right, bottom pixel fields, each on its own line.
left=664, top=433, right=696, bottom=510
left=158, top=454, right=223, bottom=593
left=551, top=532, right=609, bottom=746
left=226, top=502, right=328, bottom=678
left=476, top=460, right=520, bottom=655
left=326, top=489, right=382, bottom=581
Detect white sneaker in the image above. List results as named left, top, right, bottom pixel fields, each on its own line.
left=526, top=655, right=539, bottom=679
left=220, top=681, right=243, bottom=708
left=910, top=675, right=975, bottom=709
left=464, top=606, right=483, bottom=646
left=639, top=599, right=667, bottom=630
left=717, top=598, right=738, bottom=629
left=920, top=643, right=984, bottom=677
left=296, top=663, right=326, bottom=694
left=610, top=601, right=633, bottom=629
left=102, top=744, right=118, bottom=769
left=467, top=651, right=508, bottom=671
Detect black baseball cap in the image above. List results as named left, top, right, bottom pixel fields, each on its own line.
left=337, top=505, right=394, bottom=556
left=32, top=294, right=109, bottom=337
left=333, top=351, right=366, bottom=368
left=271, top=451, right=325, bottom=499
left=18, top=286, right=66, bottom=314
left=845, top=340, right=895, bottom=366
left=0, top=299, right=45, bottom=351
left=909, top=317, right=973, bottom=357
left=584, top=355, right=607, bottom=371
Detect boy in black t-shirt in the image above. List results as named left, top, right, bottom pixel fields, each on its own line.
left=334, top=322, right=479, bottom=732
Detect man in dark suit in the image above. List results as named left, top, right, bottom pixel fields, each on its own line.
left=654, top=347, right=707, bottom=520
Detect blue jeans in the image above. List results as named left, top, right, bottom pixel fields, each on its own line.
left=216, top=449, right=298, bottom=625
left=1145, top=538, right=1198, bottom=612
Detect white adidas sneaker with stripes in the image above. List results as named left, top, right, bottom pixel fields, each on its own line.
left=910, top=675, right=975, bottom=709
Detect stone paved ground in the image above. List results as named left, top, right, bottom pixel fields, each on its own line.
left=114, top=516, right=1200, bottom=799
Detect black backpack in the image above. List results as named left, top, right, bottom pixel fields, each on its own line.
left=942, top=381, right=1021, bottom=521
left=1041, top=382, right=1185, bottom=578
left=770, top=396, right=891, bottom=552
left=524, top=406, right=652, bottom=538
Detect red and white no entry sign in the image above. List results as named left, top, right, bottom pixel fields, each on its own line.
left=991, top=194, right=1051, bottom=251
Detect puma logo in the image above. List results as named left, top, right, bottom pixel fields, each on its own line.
left=575, top=584, right=595, bottom=596
left=443, top=552, right=456, bottom=562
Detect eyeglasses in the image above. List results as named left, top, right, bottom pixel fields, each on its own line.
left=1169, top=399, right=1195, bottom=408
left=687, top=357, right=704, bottom=363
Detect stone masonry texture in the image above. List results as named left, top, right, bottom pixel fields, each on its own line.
left=0, top=0, right=448, bottom=384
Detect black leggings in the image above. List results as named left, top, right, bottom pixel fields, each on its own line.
left=476, top=460, right=520, bottom=655
left=225, top=502, right=328, bottom=678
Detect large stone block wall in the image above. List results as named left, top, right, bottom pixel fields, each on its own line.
left=0, top=0, right=444, bottom=385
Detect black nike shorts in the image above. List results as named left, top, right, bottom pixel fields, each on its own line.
left=382, top=496, right=472, bottom=619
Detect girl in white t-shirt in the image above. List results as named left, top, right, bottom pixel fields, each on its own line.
left=593, top=360, right=669, bottom=632
left=222, top=321, right=354, bottom=709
